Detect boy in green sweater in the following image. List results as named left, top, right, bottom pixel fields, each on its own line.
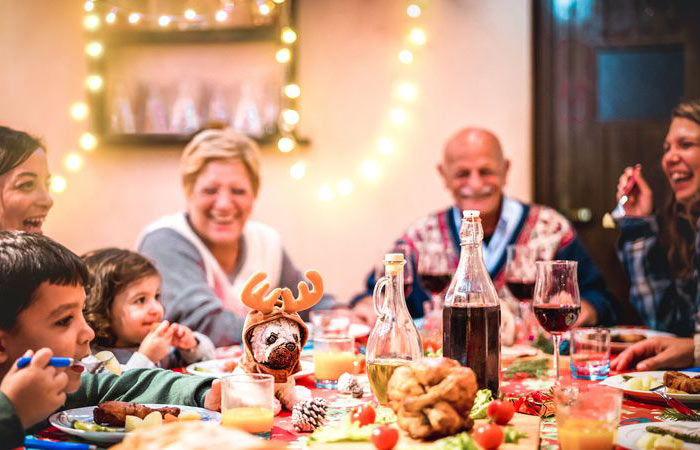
left=0, top=231, right=222, bottom=447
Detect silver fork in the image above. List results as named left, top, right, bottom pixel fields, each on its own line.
left=650, top=384, right=700, bottom=418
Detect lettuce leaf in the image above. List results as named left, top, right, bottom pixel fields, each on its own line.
left=469, top=389, right=493, bottom=419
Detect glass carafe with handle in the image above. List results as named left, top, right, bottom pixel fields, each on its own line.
left=366, top=253, right=423, bottom=405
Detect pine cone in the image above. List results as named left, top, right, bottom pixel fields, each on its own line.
left=292, top=398, right=328, bottom=432
left=338, top=373, right=362, bottom=397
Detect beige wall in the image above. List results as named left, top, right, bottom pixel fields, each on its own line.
left=0, top=0, right=532, bottom=302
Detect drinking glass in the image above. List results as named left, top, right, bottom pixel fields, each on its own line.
left=555, top=383, right=622, bottom=450
left=505, top=245, right=538, bottom=341
left=533, top=260, right=580, bottom=383
left=570, top=328, right=610, bottom=380
left=313, top=336, right=355, bottom=388
left=418, top=251, right=452, bottom=353
left=221, top=373, right=275, bottom=438
left=310, top=309, right=351, bottom=338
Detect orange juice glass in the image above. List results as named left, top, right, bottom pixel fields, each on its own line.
left=313, top=336, right=355, bottom=388
left=554, top=383, right=622, bottom=450
left=221, top=374, right=274, bottom=438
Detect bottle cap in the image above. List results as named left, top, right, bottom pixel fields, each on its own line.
left=463, top=210, right=480, bottom=218
left=384, top=253, right=405, bottom=262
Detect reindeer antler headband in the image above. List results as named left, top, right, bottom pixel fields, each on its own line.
left=241, top=270, right=324, bottom=314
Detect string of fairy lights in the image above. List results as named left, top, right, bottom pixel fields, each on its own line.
left=54, top=0, right=427, bottom=201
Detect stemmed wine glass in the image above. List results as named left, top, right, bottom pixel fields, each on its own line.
left=418, top=251, right=453, bottom=351
left=533, top=260, right=581, bottom=383
left=505, top=245, right=538, bottom=341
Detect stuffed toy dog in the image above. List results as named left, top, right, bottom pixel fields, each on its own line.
left=236, top=270, right=323, bottom=412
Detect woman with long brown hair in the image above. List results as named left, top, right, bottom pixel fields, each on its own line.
left=613, top=99, right=700, bottom=370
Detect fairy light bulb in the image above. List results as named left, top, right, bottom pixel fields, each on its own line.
left=64, top=153, right=84, bottom=172
left=276, top=48, right=291, bottom=63
left=85, top=75, right=103, bottom=92
left=398, top=49, right=414, bottom=64
left=396, top=81, right=418, bottom=102
left=105, top=10, right=117, bottom=24
left=85, top=41, right=103, bottom=58
left=277, top=136, right=295, bottom=153
left=318, top=184, right=333, bottom=202
left=259, top=3, right=272, bottom=15
left=79, top=132, right=97, bottom=151
left=215, top=10, right=228, bottom=22
left=281, top=27, right=297, bottom=44
left=70, top=102, right=89, bottom=121
left=50, top=175, right=67, bottom=194
left=273, top=0, right=285, bottom=3
left=184, top=9, right=197, bottom=20
left=128, top=13, right=141, bottom=24
left=281, top=109, right=299, bottom=126
left=360, top=159, right=381, bottom=182
left=158, top=15, right=171, bottom=27
left=377, top=137, right=394, bottom=155
left=290, top=161, right=306, bottom=180
left=407, top=4, right=421, bottom=18
left=284, top=83, right=300, bottom=99
left=83, top=14, right=100, bottom=30
left=338, top=179, right=354, bottom=196
left=390, top=108, right=408, bottom=125
left=409, top=27, right=427, bottom=46
left=84, top=1, right=95, bottom=12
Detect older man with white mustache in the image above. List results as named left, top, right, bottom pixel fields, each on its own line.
left=350, top=128, right=616, bottom=330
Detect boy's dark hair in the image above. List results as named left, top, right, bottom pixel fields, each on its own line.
left=82, top=248, right=159, bottom=347
left=0, top=126, right=45, bottom=175
left=0, top=231, right=89, bottom=330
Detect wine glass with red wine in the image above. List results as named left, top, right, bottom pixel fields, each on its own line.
left=533, top=260, right=580, bottom=382
left=505, top=245, right=538, bottom=341
left=418, top=253, right=453, bottom=351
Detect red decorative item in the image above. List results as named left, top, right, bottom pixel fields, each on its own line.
left=506, top=390, right=556, bottom=417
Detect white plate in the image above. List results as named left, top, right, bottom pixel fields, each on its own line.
left=601, top=371, right=700, bottom=405
left=49, top=404, right=220, bottom=444
left=617, top=421, right=700, bottom=449
left=502, top=344, right=539, bottom=359
left=186, top=358, right=314, bottom=379
left=610, top=328, right=675, bottom=352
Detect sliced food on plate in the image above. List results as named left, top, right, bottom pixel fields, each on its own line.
left=617, top=421, right=700, bottom=450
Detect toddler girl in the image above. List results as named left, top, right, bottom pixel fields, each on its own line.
left=83, top=248, right=215, bottom=369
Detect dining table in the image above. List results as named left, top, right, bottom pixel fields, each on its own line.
left=33, top=343, right=688, bottom=450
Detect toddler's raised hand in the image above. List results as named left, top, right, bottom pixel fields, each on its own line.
left=138, top=320, right=175, bottom=363
left=170, top=323, right=197, bottom=351
left=1, top=348, right=69, bottom=429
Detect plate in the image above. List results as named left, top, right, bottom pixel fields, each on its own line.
left=186, top=358, right=314, bottom=379
left=49, top=404, right=220, bottom=444
left=616, top=421, right=700, bottom=449
left=305, top=323, right=371, bottom=339
left=601, top=371, right=700, bottom=404
left=502, top=344, right=539, bottom=360
left=609, top=327, right=675, bottom=352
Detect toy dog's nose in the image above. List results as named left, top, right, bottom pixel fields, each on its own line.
left=285, top=342, right=297, bottom=352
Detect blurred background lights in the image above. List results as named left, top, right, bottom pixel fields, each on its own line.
left=70, top=102, right=89, bottom=121
left=128, top=13, right=141, bottom=24
left=277, top=136, right=295, bottom=153
left=158, top=15, right=171, bottom=27
left=215, top=10, right=228, bottom=22
left=396, top=81, right=418, bottom=102
left=184, top=9, right=197, bottom=20
left=79, top=132, right=97, bottom=151
left=290, top=161, right=306, bottom=180
left=83, top=14, right=100, bottom=30
left=64, top=153, right=84, bottom=172
left=50, top=175, right=67, bottom=194
left=407, top=4, right=421, bottom=18
left=284, top=83, right=301, bottom=99
left=259, top=3, right=272, bottom=15
left=85, top=41, right=103, bottom=58
left=105, top=10, right=117, bottom=24
left=318, top=184, right=333, bottom=202
left=377, top=137, right=395, bottom=155
left=84, top=1, right=95, bottom=12
left=276, top=48, right=291, bottom=63
left=282, top=109, right=300, bottom=126
left=281, top=27, right=297, bottom=44
left=398, top=49, right=413, bottom=64
left=338, top=179, right=354, bottom=196
left=390, top=108, right=408, bottom=125
left=409, top=27, right=427, bottom=46
left=85, top=74, right=103, bottom=92
left=360, top=159, right=381, bottom=182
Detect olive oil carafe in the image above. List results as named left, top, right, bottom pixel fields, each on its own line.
left=366, top=253, right=423, bottom=405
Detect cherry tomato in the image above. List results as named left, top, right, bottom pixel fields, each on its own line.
left=371, top=425, right=399, bottom=450
left=473, top=423, right=503, bottom=450
left=487, top=400, right=515, bottom=425
left=350, top=404, right=376, bottom=426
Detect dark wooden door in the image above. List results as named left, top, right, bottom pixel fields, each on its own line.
left=533, top=0, right=700, bottom=324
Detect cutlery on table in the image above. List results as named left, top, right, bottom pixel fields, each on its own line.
left=17, top=355, right=114, bottom=374
left=650, top=384, right=700, bottom=418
